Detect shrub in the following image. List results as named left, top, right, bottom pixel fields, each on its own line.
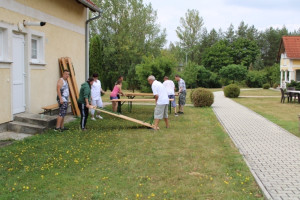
left=262, top=83, right=270, bottom=89
left=189, top=89, right=195, bottom=103
left=246, top=71, right=266, bottom=88
left=224, top=84, right=240, bottom=98
left=273, top=83, right=279, bottom=89
left=191, top=88, right=214, bottom=107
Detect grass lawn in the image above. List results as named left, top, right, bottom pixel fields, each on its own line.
left=0, top=106, right=263, bottom=199
left=234, top=96, right=300, bottom=137
left=239, top=89, right=280, bottom=96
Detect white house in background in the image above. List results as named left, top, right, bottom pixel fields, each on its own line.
left=278, top=36, right=300, bottom=88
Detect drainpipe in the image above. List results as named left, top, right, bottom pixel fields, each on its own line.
left=85, top=9, right=101, bottom=80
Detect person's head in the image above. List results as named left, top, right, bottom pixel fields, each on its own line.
left=118, top=75, right=124, bottom=82
left=87, top=77, right=94, bottom=87
left=147, top=75, right=155, bottom=85
left=116, top=80, right=122, bottom=86
left=62, top=70, right=70, bottom=80
left=93, top=73, right=99, bottom=80
left=175, top=74, right=181, bottom=81
left=164, top=76, right=169, bottom=81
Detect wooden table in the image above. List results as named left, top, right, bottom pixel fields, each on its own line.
left=111, top=99, right=174, bottom=113
left=124, top=93, right=179, bottom=113
left=286, top=90, right=300, bottom=103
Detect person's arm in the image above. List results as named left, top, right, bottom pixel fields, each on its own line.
left=83, top=87, right=92, bottom=108
left=154, top=95, right=158, bottom=104
left=57, top=79, right=63, bottom=104
left=101, top=88, right=105, bottom=94
left=118, top=85, right=124, bottom=96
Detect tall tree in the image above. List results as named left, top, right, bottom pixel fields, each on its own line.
left=176, top=9, right=204, bottom=64
left=89, top=0, right=166, bottom=90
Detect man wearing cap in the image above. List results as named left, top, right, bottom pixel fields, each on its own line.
left=148, top=75, right=169, bottom=130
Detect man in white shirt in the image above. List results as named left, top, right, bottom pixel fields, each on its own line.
left=148, top=75, right=169, bottom=130
left=163, top=76, right=178, bottom=116
left=91, top=73, right=106, bottom=120
left=175, top=74, right=186, bottom=114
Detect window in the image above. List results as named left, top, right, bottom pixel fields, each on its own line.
left=0, top=29, right=3, bottom=60
left=31, top=35, right=44, bottom=63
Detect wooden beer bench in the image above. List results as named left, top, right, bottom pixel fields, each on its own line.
left=42, top=102, right=71, bottom=115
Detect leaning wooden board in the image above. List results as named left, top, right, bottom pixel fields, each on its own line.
left=66, top=57, right=79, bottom=99
left=60, top=58, right=81, bottom=116
left=59, top=58, right=75, bottom=115
left=94, top=108, right=155, bottom=129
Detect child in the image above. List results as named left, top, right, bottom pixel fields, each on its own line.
left=110, top=81, right=124, bottom=112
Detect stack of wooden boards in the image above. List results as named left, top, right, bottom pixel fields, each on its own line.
left=58, top=57, right=80, bottom=116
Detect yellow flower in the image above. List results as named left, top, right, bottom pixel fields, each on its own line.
left=41, top=175, right=44, bottom=179
left=151, top=193, right=155, bottom=197
left=136, top=193, right=140, bottom=198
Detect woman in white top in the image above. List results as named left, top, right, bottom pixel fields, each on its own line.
left=91, top=73, right=105, bottom=120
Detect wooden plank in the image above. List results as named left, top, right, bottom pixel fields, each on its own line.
left=60, top=58, right=80, bottom=116
left=111, top=99, right=174, bottom=102
left=66, top=57, right=79, bottom=99
left=59, top=58, right=76, bottom=115
left=94, top=108, right=155, bottom=129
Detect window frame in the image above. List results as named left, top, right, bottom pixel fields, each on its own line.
left=30, top=34, right=44, bottom=64
left=0, top=29, right=3, bottom=61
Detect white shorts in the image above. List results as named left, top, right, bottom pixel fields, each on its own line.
left=91, top=98, right=103, bottom=108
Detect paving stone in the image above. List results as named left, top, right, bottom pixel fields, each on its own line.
left=212, top=91, right=300, bottom=200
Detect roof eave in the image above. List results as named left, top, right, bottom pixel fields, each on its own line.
left=76, top=0, right=102, bottom=13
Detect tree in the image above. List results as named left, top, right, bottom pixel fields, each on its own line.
left=219, top=64, right=248, bottom=83
left=89, top=0, right=166, bottom=90
left=176, top=9, right=204, bottom=64
left=231, top=38, right=260, bottom=68
left=264, top=63, right=280, bottom=85
left=202, top=40, right=234, bottom=73
left=136, top=56, right=176, bottom=92
left=182, top=63, right=221, bottom=88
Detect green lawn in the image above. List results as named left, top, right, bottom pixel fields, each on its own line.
left=239, top=89, right=280, bottom=96
left=0, top=106, right=263, bottom=199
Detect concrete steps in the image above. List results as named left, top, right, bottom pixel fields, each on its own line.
left=8, top=113, right=57, bottom=134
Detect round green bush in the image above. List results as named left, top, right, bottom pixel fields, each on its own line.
left=273, top=83, right=279, bottom=89
left=191, top=88, right=214, bottom=107
left=262, top=83, right=270, bottom=89
left=224, top=84, right=240, bottom=98
left=189, top=89, right=195, bottom=103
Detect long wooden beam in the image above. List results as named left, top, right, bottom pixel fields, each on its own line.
left=94, top=108, right=155, bottom=129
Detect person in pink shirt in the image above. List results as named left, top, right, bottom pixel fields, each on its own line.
left=110, top=81, right=124, bottom=112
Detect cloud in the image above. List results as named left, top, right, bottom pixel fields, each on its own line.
left=144, top=0, right=300, bottom=43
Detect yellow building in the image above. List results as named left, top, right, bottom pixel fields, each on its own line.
left=278, top=36, right=300, bottom=88
left=0, top=0, right=100, bottom=124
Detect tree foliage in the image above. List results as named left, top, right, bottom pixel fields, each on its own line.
left=219, top=64, right=248, bottom=83
left=136, top=56, right=176, bottom=92
left=89, top=0, right=166, bottom=90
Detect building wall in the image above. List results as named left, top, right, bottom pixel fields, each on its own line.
left=0, top=0, right=87, bottom=124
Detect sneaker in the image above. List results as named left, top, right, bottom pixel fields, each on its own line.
left=61, top=127, right=69, bottom=131
left=175, top=113, right=179, bottom=117
left=96, top=115, right=103, bottom=119
left=82, top=128, right=87, bottom=131
left=54, top=128, right=61, bottom=132
left=178, top=111, right=184, bottom=114
left=91, top=117, right=96, bottom=121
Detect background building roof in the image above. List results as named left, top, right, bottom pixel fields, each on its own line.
left=279, top=36, right=300, bottom=59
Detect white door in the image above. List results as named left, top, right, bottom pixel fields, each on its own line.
left=12, top=33, right=26, bottom=114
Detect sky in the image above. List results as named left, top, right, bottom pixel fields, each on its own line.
left=143, top=0, right=300, bottom=44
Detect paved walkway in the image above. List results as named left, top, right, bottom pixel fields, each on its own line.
left=212, top=91, right=300, bottom=200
